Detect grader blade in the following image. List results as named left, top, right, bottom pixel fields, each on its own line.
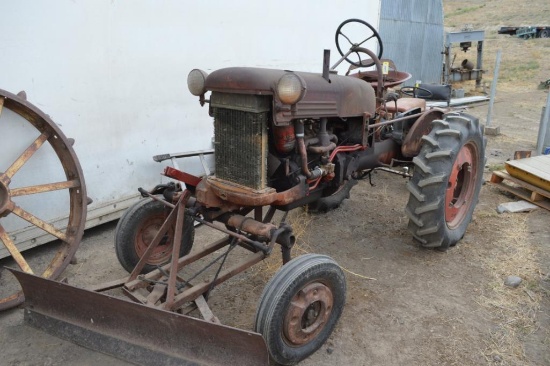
left=11, top=269, right=269, bottom=366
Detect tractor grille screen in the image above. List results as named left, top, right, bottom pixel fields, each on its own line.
left=213, top=108, right=268, bottom=190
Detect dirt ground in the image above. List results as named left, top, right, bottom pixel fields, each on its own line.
left=1, top=86, right=549, bottom=365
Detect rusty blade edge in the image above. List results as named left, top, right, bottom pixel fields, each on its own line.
left=9, top=268, right=269, bottom=366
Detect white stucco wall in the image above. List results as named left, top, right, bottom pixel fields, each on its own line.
left=0, top=0, right=380, bottom=253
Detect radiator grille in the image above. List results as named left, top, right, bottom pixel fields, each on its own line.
left=213, top=108, right=268, bottom=190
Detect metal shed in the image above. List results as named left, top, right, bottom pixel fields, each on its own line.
left=378, top=0, right=444, bottom=85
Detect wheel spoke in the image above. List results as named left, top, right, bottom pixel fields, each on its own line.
left=10, top=205, right=68, bottom=242
left=0, top=89, right=86, bottom=311
left=0, top=224, right=34, bottom=273
left=339, top=32, right=353, bottom=46
left=4, top=132, right=50, bottom=181
left=357, top=34, right=375, bottom=47
left=11, top=179, right=80, bottom=197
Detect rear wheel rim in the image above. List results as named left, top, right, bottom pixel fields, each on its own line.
left=445, top=141, right=478, bottom=229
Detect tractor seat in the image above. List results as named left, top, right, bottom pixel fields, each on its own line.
left=385, top=97, right=426, bottom=114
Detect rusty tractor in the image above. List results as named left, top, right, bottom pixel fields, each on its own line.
left=8, top=19, right=485, bottom=365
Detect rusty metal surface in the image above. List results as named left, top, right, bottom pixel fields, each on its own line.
left=226, top=214, right=277, bottom=239
left=164, top=166, right=202, bottom=187
left=203, top=177, right=308, bottom=207
left=350, top=69, right=412, bottom=89
left=356, top=139, right=400, bottom=171
left=204, top=67, right=376, bottom=125
left=385, top=97, right=427, bottom=114
left=283, top=282, right=334, bottom=346
left=125, top=236, right=231, bottom=291
left=446, top=141, right=479, bottom=229
left=11, top=269, right=269, bottom=366
left=273, top=124, right=296, bottom=154
left=169, top=251, right=266, bottom=309
left=127, top=193, right=191, bottom=282
left=401, top=109, right=445, bottom=157
left=0, top=89, right=87, bottom=310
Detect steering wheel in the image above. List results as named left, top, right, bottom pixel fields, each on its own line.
left=399, top=86, right=434, bottom=99
left=335, top=18, right=384, bottom=67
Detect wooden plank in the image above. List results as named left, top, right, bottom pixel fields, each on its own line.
left=195, top=295, right=221, bottom=324
left=505, top=155, right=550, bottom=191
left=489, top=171, right=550, bottom=211
left=491, top=171, right=550, bottom=199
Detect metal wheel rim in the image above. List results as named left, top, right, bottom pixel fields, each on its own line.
left=283, top=282, right=334, bottom=347
left=134, top=213, right=174, bottom=265
left=445, top=141, right=478, bottom=229
left=0, top=89, right=86, bottom=310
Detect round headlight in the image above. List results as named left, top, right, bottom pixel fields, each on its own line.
left=187, top=69, right=209, bottom=96
left=277, top=72, right=306, bottom=105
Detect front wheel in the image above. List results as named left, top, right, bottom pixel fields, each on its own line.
left=255, top=254, right=346, bottom=365
left=405, top=113, right=485, bottom=250
left=115, top=198, right=195, bottom=273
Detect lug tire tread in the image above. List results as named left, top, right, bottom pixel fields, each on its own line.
left=405, top=113, right=484, bottom=250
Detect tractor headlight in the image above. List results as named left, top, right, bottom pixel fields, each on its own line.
left=187, top=69, right=209, bottom=96
left=276, top=72, right=306, bottom=105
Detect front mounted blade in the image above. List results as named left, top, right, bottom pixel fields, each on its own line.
left=10, top=269, right=269, bottom=366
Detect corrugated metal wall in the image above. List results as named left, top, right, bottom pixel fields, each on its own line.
left=379, top=0, right=444, bottom=85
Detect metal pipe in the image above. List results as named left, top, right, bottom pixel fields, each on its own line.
left=486, top=49, right=502, bottom=127
left=297, top=136, right=313, bottom=178
left=295, top=121, right=315, bottom=179
left=330, top=46, right=383, bottom=100
left=354, top=46, right=383, bottom=100
left=305, top=134, right=338, bottom=147
left=226, top=214, right=276, bottom=239
left=194, top=216, right=269, bottom=254
left=322, top=49, right=330, bottom=82
left=308, top=142, right=337, bottom=154
left=536, top=93, right=550, bottom=155
left=318, top=117, right=330, bottom=146
left=476, top=40, right=484, bottom=88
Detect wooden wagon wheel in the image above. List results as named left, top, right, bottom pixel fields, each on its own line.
left=0, top=89, right=87, bottom=310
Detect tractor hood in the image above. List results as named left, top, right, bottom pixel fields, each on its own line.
left=204, top=67, right=376, bottom=125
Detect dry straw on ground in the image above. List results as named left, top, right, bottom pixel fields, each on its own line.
left=472, top=201, right=548, bottom=363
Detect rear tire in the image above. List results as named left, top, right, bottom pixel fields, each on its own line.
left=255, top=254, right=346, bottom=365
left=115, top=198, right=194, bottom=273
left=405, top=113, right=484, bottom=250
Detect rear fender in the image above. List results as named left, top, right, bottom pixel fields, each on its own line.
left=401, top=108, right=445, bottom=157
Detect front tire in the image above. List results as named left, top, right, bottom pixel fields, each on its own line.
left=405, top=113, right=484, bottom=250
left=115, top=198, right=194, bottom=273
left=255, top=254, right=346, bottom=365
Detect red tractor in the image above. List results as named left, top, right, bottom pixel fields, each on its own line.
left=10, top=19, right=485, bottom=366
left=118, top=18, right=484, bottom=270
left=112, top=18, right=485, bottom=364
